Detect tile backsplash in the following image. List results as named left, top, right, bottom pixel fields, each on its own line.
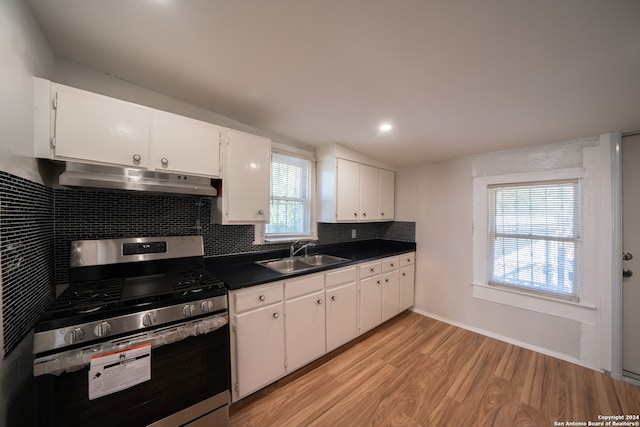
left=54, top=188, right=415, bottom=284
left=0, top=179, right=414, bottom=357
left=0, top=172, right=54, bottom=357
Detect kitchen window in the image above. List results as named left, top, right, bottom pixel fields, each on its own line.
left=487, top=180, right=582, bottom=301
left=255, top=148, right=317, bottom=243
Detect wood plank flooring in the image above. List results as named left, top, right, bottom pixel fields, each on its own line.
left=229, top=311, right=640, bottom=427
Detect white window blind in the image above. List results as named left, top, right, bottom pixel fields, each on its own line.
left=488, top=180, right=581, bottom=300
left=266, top=152, right=312, bottom=238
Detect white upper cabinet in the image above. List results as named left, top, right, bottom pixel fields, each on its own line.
left=150, top=111, right=222, bottom=177
left=34, top=78, right=222, bottom=178
left=359, top=164, right=379, bottom=221
left=316, top=143, right=395, bottom=223
left=52, top=83, right=151, bottom=168
left=336, top=158, right=360, bottom=221
left=214, top=129, right=271, bottom=224
left=378, top=168, right=395, bottom=221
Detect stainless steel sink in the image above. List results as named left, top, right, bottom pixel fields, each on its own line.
left=297, top=254, right=349, bottom=267
left=257, top=254, right=349, bottom=273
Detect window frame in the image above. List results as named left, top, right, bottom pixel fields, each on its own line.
left=487, top=179, right=582, bottom=302
left=254, top=145, right=317, bottom=244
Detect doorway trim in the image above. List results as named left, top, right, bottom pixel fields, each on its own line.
left=611, top=131, right=622, bottom=380
left=614, top=129, right=640, bottom=383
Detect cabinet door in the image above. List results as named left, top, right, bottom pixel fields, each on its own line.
left=359, top=275, right=382, bottom=334
left=224, top=130, right=271, bottom=223
left=336, top=158, right=360, bottom=221
left=359, top=164, right=379, bottom=221
left=399, top=265, right=415, bottom=310
left=382, top=270, right=401, bottom=321
left=234, top=303, right=285, bottom=399
left=150, top=112, right=221, bottom=177
left=285, top=290, right=326, bottom=372
left=379, top=169, right=395, bottom=221
left=326, top=282, right=357, bottom=352
left=54, top=85, right=150, bottom=168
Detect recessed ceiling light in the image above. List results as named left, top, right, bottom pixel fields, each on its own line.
left=379, top=123, right=392, bottom=133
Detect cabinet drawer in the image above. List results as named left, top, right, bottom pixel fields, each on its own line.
left=381, top=257, right=400, bottom=272
left=359, top=261, right=381, bottom=279
left=326, top=266, right=356, bottom=288
left=400, top=253, right=415, bottom=267
left=284, top=274, right=324, bottom=299
left=234, top=282, right=283, bottom=313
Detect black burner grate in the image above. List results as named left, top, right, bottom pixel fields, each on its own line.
left=48, top=279, right=123, bottom=315
left=168, top=270, right=226, bottom=296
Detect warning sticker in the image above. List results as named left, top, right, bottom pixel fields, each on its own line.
left=88, top=343, right=151, bottom=400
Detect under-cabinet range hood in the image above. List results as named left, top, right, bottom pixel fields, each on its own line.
left=57, top=162, right=218, bottom=197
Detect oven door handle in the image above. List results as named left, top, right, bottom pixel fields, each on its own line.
left=34, top=313, right=228, bottom=377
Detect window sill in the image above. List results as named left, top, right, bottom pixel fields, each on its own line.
left=253, top=234, right=318, bottom=245
left=471, top=281, right=597, bottom=322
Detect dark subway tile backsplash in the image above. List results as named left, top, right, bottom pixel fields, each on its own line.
left=0, top=171, right=54, bottom=357
left=54, top=188, right=415, bottom=284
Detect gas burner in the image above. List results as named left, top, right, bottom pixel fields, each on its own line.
left=46, top=279, right=122, bottom=316
left=169, top=269, right=225, bottom=297
left=181, top=288, right=202, bottom=296
left=73, top=293, right=110, bottom=314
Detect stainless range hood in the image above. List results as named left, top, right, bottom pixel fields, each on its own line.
left=57, top=162, right=218, bottom=197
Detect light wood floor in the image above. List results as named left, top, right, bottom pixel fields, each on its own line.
left=229, top=311, right=640, bottom=426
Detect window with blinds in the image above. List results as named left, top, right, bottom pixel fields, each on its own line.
left=266, top=152, right=312, bottom=238
left=488, top=179, right=581, bottom=300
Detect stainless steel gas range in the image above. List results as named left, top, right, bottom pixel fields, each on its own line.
left=33, top=236, right=230, bottom=427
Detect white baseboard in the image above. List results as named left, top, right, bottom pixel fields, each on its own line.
left=409, top=307, right=603, bottom=373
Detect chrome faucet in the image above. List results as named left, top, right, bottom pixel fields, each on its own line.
left=290, top=241, right=315, bottom=258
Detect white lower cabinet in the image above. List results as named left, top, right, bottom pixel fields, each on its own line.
left=358, top=254, right=415, bottom=333
left=230, top=281, right=285, bottom=401
left=381, top=257, right=402, bottom=322
left=325, top=267, right=358, bottom=352
left=359, top=274, right=382, bottom=334
left=284, top=274, right=326, bottom=372
left=399, top=253, right=416, bottom=310
left=382, top=270, right=401, bottom=322
left=234, top=302, right=285, bottom=399
left=230, top=252, right=415, bottom=401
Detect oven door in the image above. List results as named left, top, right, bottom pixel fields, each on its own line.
left=34, top=314, right=229, bottom=427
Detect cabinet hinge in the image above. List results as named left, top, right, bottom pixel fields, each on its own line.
left=50, top=137, right=56, bottom=148
left=232, top=322, right=237, bottom=333
left=51, top=96, right=58, bottom=110
left=284, top=360, right=288, bottom=370
left=235, top=383, right=239, bottom=392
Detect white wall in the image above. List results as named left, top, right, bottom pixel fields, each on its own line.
left=396, top=136, right=613, bottom=372
left=0, top=0, right=55, bottom=183
left=0, top=1, right=55, bottom=426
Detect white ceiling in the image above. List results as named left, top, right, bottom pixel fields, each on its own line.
left=28, top=0, right=640, bottom=166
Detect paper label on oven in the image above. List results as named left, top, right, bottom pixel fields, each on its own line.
left=88, top=343, right=151, bottom=400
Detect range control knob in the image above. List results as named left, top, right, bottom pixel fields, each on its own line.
left=94, top=321, right=112, bottom=337
left=182, top=304, right=196, bottom=317
left=201, top=300, right=213, bottom=313
left=64, top=328, right=85, bottom=345
left=142, top=312, right=156, bottom=327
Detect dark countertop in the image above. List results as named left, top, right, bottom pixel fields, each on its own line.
left=205, top=239, right=416, bottom=290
